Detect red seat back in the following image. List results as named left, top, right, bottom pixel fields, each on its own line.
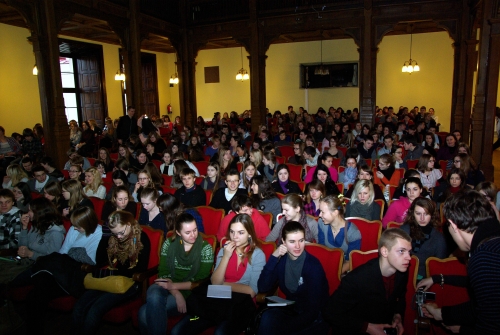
left=426, top=257, right=469, bottom=306
left=161, top=175, right=172, bottom=186
left=346, top=217, right=382, bottom=252
left=161, top=186, right=177, bottom=195
left=277, top=146, right=294, bottom=158
left=151, top=160, right=162, bottom=171
left=204, top=189, right=213, bottom=206
left=195, top=206, right=225, bottom=236
left=259, top=212, right=273, bottom=228
left=259, top=240, right=277, bottom=261
left=403, top=256, right=419, bottom=335
left=89, top=197, right=106, bottom=219
left=192, top=161, right=209, bottom=176
left=286, top=163, right=303, bottom=182
left=305, top=244, right=344, bottom=295
left=349, top=249, right=378, bottom=271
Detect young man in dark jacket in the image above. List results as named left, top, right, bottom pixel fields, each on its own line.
left=324, top=228, right=411, bottom=335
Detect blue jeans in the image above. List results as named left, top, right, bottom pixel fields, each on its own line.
left=138, top=283, right=180, bottom=335
left=72, top=284, right=139, bottom=335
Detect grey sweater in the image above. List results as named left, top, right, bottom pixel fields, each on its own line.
left=18, top=224, right=66, bottom=260
left=401, top=223, right=448, bottom=278
left=258, top=198, right=282, bottom=227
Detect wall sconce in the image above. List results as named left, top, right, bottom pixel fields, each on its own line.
left=169, top=74, right=179, bottom=85
left=32, top=64, right=38, bottom=76
left=114, top=70, right=125, bottom=81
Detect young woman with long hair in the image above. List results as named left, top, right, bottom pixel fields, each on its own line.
left=345, top=179, right=382, bottom=221
left=98, top=148, right=115, bottom=173
left=312, top=163, right=340, bottom=196
left=138, top=213, right=213, bottom=335
left=101, top=185, right=137, bottom=223
left=201, top=162, right=225, bottom=192
left=271, top=164, right=302, bottom=195
left=417, top=154, right=442, bottom=191
left=250, top=175, right=282, bottom=227
left=83, top=167, right=106, bottom=199
left=17, top=197, right=65, bottom=262
left=12, top=181, right=32, bottom=213
left=303, top=180, right=326, bottom=217
left=73, top=210, right=150, bottom=335
left=138, top=187, right=166, bottom=235
left=453, top=153, right=485, bottom=188
left=160, top=150, right=173, bottom=175
left=265, top=193, right=318, bottom=245
left=43, top=180, right=66, bottom=213
left=400, top=198, right=447, bottom=279
left=2, top=164, right=28, bottom=189
left=118, top=144, right=131, bottom=162
left=218, top=145, right=238, bottom=177
left=61, top=179, right=94, bottom=218
left=239, top=160, right=258, bottom=191
left=171, top=214, right=265, bottom=335
left=374, top=154, right=399, bottom=189
left=318, top=195, right=362, bottom=273
left=382, top=177, right=424, bottom=227
left=156, top=193, right=204, bottom=233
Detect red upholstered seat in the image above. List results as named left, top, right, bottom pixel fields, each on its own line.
left=349, top=249, right=379, bottom=271
left=195, top=206, right=225, bottom=236
left=305, top=244, right=344, bottom=295
left=89, top=197, right=105, bottom=220
left=286, top=163, right=303, bottom=182
left=424, top=257, right=469, bottom=335
left=193, top=161, right=209, bottom=176
left=345, top=217, right=382, bottom=252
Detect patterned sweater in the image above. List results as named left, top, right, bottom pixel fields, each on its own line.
left=157, top=238, right=214, bottom=298
left=0, top=207, right=21, bottom=249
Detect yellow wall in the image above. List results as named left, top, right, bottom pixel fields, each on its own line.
left=266, top=39, right=360, bottom=113
left=0, top=23, right=42, bottom=134
left=195, top=39, right=360, bottom=119
left=377, top=32, right=454, bottom=132
left=0, top=22, right=178, bottom=132
left=195, top=47, right=251, bottom=119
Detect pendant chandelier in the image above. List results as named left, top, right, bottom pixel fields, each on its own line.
left=315, top=39, right=329, bottom=76
left=402, top=24, right=420, bottom=74
left=236, top=47, right=249, bottom=81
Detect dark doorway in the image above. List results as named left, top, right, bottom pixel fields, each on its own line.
left=141, top=52, right=160, bottom=116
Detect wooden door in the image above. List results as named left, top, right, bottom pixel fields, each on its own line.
left=141, top=53, right=159, bottom=117
left=78, top=56, right=105, bottom=127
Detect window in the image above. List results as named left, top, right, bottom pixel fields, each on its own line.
left=60, top=57, right=79, bottom=122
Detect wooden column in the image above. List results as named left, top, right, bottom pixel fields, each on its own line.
left=249, top=0, right=267, bottom=132
left=30, top=0, right=69, bottom=168
left=470, top=0, right=500, bottom=180
left=177, top=0, right=197, bottom=128
left=462, top=39, right=478, bottom=142
left=450, top=0, right=473, bottom=139
left=125, top=0, right=143, bottom=113
left=359, top=0, right=376, bottom=126
left=177, top=44, right=197, bottom=128
left=450, top=39, right=477, bottom=141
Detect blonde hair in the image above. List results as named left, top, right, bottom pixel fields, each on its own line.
left=350, top=179, right=375, bottom=205
left=6, top=164, right=28, bottom=187
left=62, top=179, right=87, bottom=210
left=84, top=167, right=103, bottom=193
left=250, top=148, right=263, bottom=167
